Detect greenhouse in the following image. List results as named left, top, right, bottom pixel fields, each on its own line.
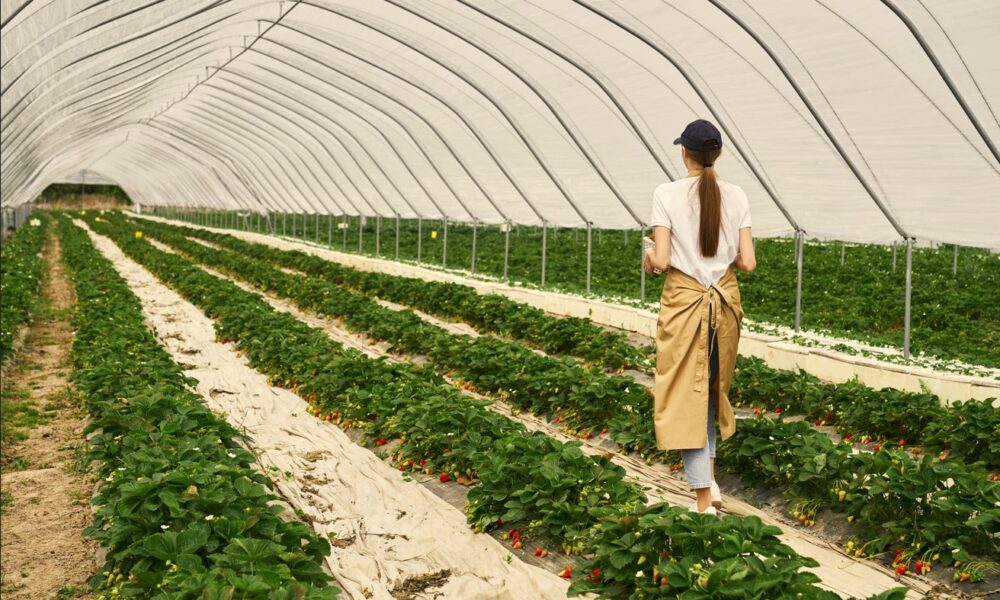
left=1, top=1, right=997, bottom=599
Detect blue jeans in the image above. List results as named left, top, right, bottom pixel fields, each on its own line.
left=680, top=303, right=719, bottom=490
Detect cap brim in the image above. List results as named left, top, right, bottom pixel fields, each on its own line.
left=673, top=137, right=683, bottom=145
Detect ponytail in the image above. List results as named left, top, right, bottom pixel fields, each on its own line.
left=686, top=148, right=723, bottom=257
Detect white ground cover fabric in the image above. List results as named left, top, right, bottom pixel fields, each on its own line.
left=79, top=222, right=570, bottom=600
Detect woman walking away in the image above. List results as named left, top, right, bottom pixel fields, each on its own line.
left=643, top=119, right=756, bottom=515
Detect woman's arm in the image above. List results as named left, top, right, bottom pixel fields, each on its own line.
left=644, top=226, right=671, bottom=274
left=732, top=227, right=756, bottom=272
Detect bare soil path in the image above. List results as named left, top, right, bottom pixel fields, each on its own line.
left=0, top=230, right=96, bottom=599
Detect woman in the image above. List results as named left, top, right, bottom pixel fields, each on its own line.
left=643, top=119, right=756, bottom=515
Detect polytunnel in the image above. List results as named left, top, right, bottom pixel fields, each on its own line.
left=2, top=0, right=999, bottom=247
left=4, top=3, right=1000, bottom=598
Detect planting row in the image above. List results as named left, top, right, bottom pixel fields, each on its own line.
left=1, top=213, right=49, bottom=363
left=87, top=215, right=889, bottom=598
left=143, top=216, right=998, bottom=470
left=120, top=215, right=999, bottom=578
left=156, top=208, right=1000, bottom=368
left=155, top=219, right=647, bottom=370
left=732, top=356, right=999, bottom=470
left=57, top=217, right=340, bottom=598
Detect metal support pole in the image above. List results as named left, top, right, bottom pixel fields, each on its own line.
left=953, top=244, right=958, bottom=275
left=417, top=217, right=422, bottom=263
left=840, top=242, right=845, bottom=266
left=904, top=238, right=913, bottom=359
left=315, top=213, right=320, bottom=242
left=471, top=219, right=478, bottom=274
left=541, top=221, right=547, bottom=287
left=358, top=215, right=363, bottom=252
left=328, top=214, right=333, bottom=246
left=376, top=215, right=381, bottom=256
left=342, top=216, right=347, bottom=249
left=794, top=231, right=804, bottom=332
left=640, top=226, right=647, bottom=302
left=442, top=217, right=448, bottom=267
left=586, top=222, right=593, bottom=294
left=503, top=220, right=511, bottom=280
left=395, top=215, right=400, bottom=259
left=892, top=241, right=897, bottom=271
left=282, top=212, right=287, bottom=236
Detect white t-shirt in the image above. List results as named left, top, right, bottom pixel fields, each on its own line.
left=649, top=176, right=752, bottom=288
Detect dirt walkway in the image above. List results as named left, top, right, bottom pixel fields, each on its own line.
left=0, top=231, right=96, bottom=598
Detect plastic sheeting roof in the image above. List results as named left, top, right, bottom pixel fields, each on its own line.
left=2, top=0, right=998, bottom=247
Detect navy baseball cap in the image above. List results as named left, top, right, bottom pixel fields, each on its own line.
left=673, top=119, right=723, bottom=152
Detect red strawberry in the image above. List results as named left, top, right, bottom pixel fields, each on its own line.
left=873, top=444, right=881, bottom=452
left=914, top=561, right=923, bottom=572
left=898, top=439, right=906, bottom=447
left=591, top=568, right=601, bottom=578
left=774, top=407, right=782, bottom=414
left=559, top=567, right=572, bottom=579
left=845, top=432, right=853, bottom=440
left=912, top=447, right=920, bottom=455
left=376, top=437, right=386, bottom=446
left=534, top=547, right=543, bottom=557
left=512, top=540, right=522, bottom=549
left=439, top=472, right=449, bottom=483
left=815, top=419, right=823, bottom=426
left=895, top=565, right=906, bottom=576
left=418, top=458, right=427, bottom=467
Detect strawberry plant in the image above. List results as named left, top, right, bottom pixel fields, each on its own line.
left=85, top=215, right=861, bottom=596
left=1, top=213, right=49, bottom=363
left=149, top=219, right=647, bottom=369
left=732, top=356, right=999, bottom=470
left=173, top=209, right=1000, bottom=368
left=567, top=502, right=905, bottom=599
left=58, top=218, right=338, bottom=598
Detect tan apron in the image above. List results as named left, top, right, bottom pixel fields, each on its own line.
left=653, top=267, right=743, bottom=451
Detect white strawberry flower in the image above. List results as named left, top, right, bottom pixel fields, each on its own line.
left=160, top=524, right=170, bottom=530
